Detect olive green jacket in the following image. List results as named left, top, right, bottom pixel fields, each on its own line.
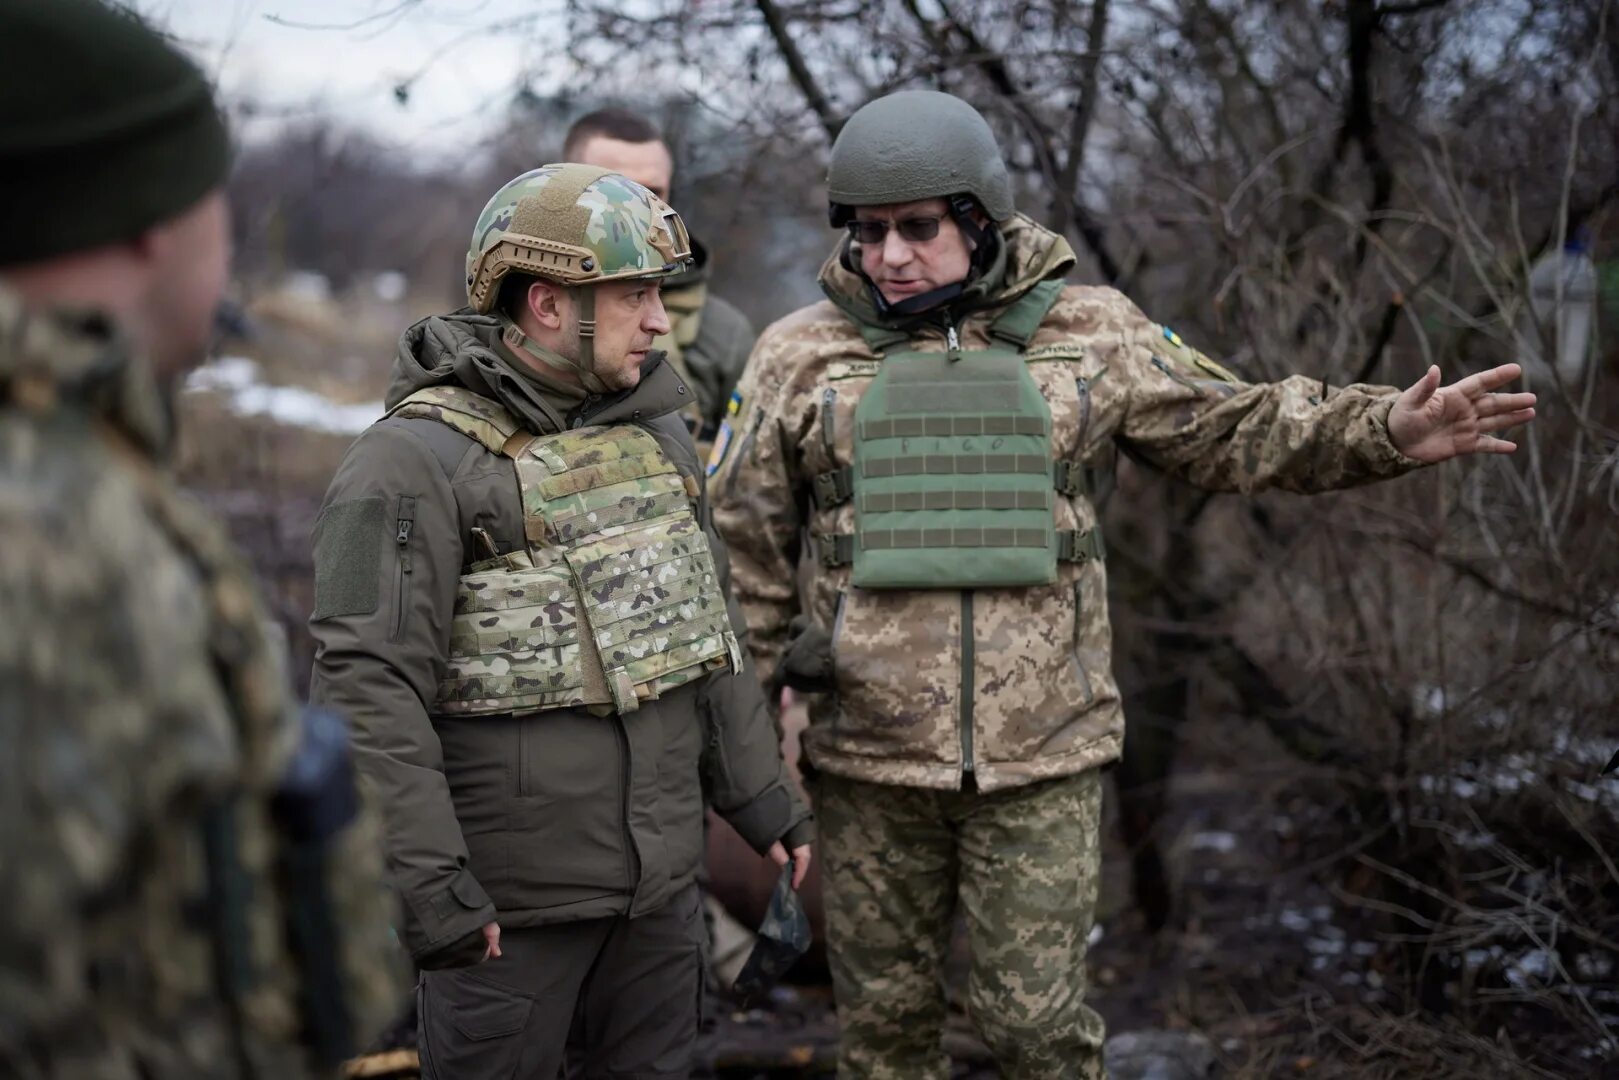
left=309, top=310, right=810, bottom=966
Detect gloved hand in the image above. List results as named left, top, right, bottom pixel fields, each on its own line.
left=766, top=614, right=836, bottom=700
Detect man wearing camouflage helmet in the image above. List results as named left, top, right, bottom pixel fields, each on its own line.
left=308, top=163, right=813, bottom=1078
left=709, top=89, right=1535, bottom=1078
left=0, top=0, right=405, bottom=1075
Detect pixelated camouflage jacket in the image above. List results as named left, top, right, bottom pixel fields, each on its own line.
left=308, top=310, right=811, bottom=964
left=0, top=288, right=402, bottom=1077
left=709, top=215, right=1424, bottom=792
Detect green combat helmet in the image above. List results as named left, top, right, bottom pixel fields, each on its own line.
left=826, top=90, right=1015, bottom=227
left=466, top=163, right=693, bottom=391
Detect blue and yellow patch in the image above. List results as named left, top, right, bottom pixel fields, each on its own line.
left=727, top=389, right=743, bottom=417
left=1155, top=324, right=1238, bottom=385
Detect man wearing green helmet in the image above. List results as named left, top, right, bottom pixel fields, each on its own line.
left=309, top=163, right=812, bottom=1078
left=709, top=90, right=1535, bottom=1078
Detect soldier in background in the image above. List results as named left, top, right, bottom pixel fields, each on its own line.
left=711, top=89, right=1536, bottom=1079
left=308, top=164, right=811, bottom=1079
left=0, top=1, right=405, bottom=1076
left=564, top=108, right=756, bottom=453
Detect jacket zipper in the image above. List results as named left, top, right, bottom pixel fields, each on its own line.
left=616, top=719, right=640, bottom=900
left=735, top=408, right=764, bottom=466
left=1151, top=355, right=1200, bottom=390
left=945, top=319, right=961, bottom=359
left=1071, top=579, right=1095, bottom=705
left=821, top=387, right=837, bottom=455
left=389, top=495, right=416, bottom=643
left=960, top=590, right=975, bottom=779
left=1075, top=375, right=1093, bottom=455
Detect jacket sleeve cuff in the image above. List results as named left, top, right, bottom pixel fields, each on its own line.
left=1364, top=396, right=1427, bottom=476
left=718, top=782, right=800, bottom=855
left=405, top=864, right=495, bottom=960
left=783, top=815, right=816, bottom=851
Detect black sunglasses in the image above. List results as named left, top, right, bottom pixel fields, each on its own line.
left=846, top=215, right=945, bottom=245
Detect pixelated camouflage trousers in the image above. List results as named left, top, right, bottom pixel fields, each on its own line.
left=815, top=768, right=1106, bottom=1080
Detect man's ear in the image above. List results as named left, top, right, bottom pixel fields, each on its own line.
left=525, top=279, right=567, bottom=331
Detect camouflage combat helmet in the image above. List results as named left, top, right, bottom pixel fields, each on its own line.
left=466, top=164, right=693, bottom=389
left=826, top=90, right=1014, bottom=227
left=466, top=163, right=691, bottom=311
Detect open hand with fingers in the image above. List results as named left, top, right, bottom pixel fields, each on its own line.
left=1387, top=362, right=1537, bottom=463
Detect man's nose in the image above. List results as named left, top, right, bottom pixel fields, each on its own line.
left=644, top=290, right=672, bottom=336
left=881, top=227, right=914, bottom=268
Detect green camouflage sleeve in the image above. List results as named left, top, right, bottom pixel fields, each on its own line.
left=708, top=322, right=810, bottom=677
left=1116, top=313, right=1424, bottom=493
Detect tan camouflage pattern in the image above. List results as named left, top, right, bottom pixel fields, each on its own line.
left=465, top=164, right=691, bottom=313
left=390, top=387, right=742, bottom=716
left=815, top=770, right=1106, bottom=1079
left=0, top=288, right=404, bottom=1077
left=711, top=213, right=1424, bottom=792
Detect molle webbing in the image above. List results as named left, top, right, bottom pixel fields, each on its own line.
left=832, top=277, right=1104, bottom=589
left=850, top=345, right=1057, bottom=588
left=388, top=387, right=741, bottom=717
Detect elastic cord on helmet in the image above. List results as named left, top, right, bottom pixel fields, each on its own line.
left=498, top=291, right=610, bottom=396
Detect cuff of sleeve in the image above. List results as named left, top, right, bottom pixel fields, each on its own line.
left=783, top=814, right=816, bottom=850
left=406, top=864, right=496, bottom=960
left=1365, top=397, right=1427, bottom=475
left=720, top=783, right=796, bottom=855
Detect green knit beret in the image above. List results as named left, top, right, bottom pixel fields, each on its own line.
left=0, top=0, right=230, bottom=266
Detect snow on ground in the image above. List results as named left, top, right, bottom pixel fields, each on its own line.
left=186, top=356, right=382, bottom=435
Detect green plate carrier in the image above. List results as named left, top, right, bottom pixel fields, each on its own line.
left=818, top=279, right=1104, bottom=589
left=389, top=387, right=743, bottom=716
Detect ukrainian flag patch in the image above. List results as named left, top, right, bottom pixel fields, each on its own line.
left=1163, top=326, right=1185, bottom=349
left=727, top=389, right=743, bottom=417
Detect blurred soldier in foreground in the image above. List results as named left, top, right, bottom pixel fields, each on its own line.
left=564, top=108, right=756, bottom=452
left=710, top=89, right=1536, bottom=1079
left=308, top=164, right=812, bottom=1079
left=0, top=1, right=405, bottom=1076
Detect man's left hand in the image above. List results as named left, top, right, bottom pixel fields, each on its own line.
left=768, top=841, right=813, bottom=890
left=1388, top=362, right=1537, bottom=463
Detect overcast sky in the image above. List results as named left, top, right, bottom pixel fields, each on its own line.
left=141, top=0, right=554, bottom=154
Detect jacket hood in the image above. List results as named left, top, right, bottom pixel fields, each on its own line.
left=386, top=307, right=690, bottom=433
left=817, top=212, right=1076, bottom=333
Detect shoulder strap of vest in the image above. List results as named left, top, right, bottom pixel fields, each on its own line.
left=987, top=278, right=1065, bottom=351
left=388, top=386, right=522, bottom=456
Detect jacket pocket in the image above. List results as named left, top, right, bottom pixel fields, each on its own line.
left=819, top=586, right=960, bottom=765
left=388, top=495, right=417, bottom=643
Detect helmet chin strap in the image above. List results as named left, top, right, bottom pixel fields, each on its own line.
left=498, top=285, right=610, bottom=395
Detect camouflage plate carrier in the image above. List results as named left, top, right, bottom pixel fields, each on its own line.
left=813, top=280, right=1105, bottom=588
left=389, top=387, right=742, bottom=716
